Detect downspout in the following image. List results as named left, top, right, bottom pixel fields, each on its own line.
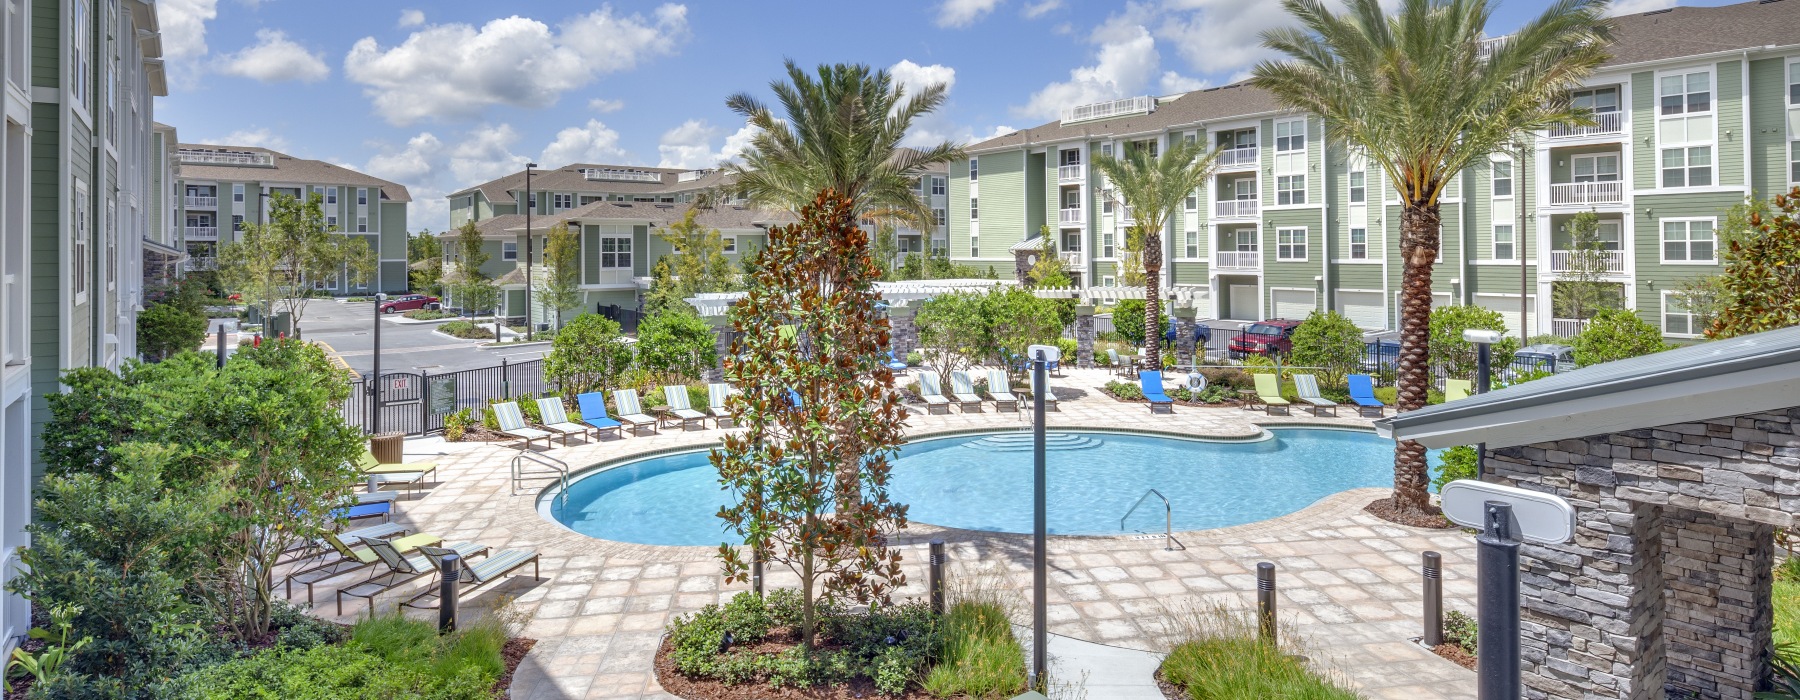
left=1741, top=49, right=1752, bottom=196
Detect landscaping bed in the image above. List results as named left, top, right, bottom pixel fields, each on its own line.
left=440, top=320, right=499, bottom=340
left=1154, top=606, right=1360, bottom=700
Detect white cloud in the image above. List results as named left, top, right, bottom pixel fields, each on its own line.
left=1017, top=24, right=1161, bottom=121
left=210, top=128, right=292, bottom=153
left=1022, top=0, right=1061, bottom=19
left=397, top=9, right=425, bottom=27
left=217, top=29, right=330, bottom=83
left=343, top=4, right=691, bottom=126
left=1606, top=0, right=1676, bottom=16
left=540, top=120, right=628, bottom=167
left=1159, top=71, right=1208, bottom=94
left=937, top=0, right=1002, bottom=27
left=588, top=98, right=626, bottom=113
left=656, top=120, right=757, bottom=168
left=158, top=0, right=219, bottom=85
left=364, top=132, right=441, bottom=184
left=889, top=60, right=957, bottom=99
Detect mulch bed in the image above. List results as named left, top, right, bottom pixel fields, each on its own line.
left=1097, top=386, right=1247, bottom=409
left=1431, top=642, right=1477, bottom=670
left=493, top=637, right=538, bottom=696
left=653, top=634, right=938, bottom=700
left=1364, top=497, right=1454, bottom=529
left=1153, top=666, right=1184, bottom=700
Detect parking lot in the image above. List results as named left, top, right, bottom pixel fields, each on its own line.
left=264, top=300, right=549, bottom=379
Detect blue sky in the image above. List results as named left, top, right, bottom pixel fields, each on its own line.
left=150, top=0, right=1737, bottom=231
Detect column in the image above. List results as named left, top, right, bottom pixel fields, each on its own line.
left=886, top=305, right=920, bottom=356
left=1173, top=307, right=1198, bottom=367
left=1075, top=305, right=1095, bottom=368
left=706, top=315, right=733, bottom=382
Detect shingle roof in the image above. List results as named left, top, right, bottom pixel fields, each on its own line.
left=449, top=164, right=735, bottom=203
left=968, top=82, right=1287, bottom=152
left=446, top=204, right=797, bottom=237
left=175, top=144, right=412, bottom=203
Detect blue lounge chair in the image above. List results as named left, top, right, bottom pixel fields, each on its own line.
left=575, top=392, right=624, bottom=438
left=1139, top=370, right=1173, bottom=414
left=1347, top=374, right=1387, bottom=417
left=884, top=351, right=909, bottom=374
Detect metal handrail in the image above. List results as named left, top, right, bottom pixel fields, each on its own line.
left=1120, top=488, right=1178, bottom=551
left=510, top=449, right=569, bottom=503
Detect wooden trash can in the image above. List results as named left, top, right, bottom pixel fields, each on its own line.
left=369, top=432, right=405, bottom=464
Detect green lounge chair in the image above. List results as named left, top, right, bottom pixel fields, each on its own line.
left=406, top=546, right=542, bottom=609
left=662, top=386, right=708, bottom=430
left=356, top=450, right=438, bottom=482
left=1252, top=374, right=1291, bottom=416
left=535, top=398, right=591, bottom=445
left=1444, top=379, right=1473, bottom=402
left=340, top=538, right=489, bottom=617
left=985, top=370, right=1020, bottom=412
left=916, top=372, right=951, bottom=414
left=1291, top=374, right=1338, bottom=417
left=707, top=383, right=735, bottom=428
left=948, top=371, right=984, bottom=412
left=491, top=401, right=553, bottom=450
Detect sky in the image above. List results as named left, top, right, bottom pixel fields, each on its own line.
left=150, top=0, right=1738, bottom=232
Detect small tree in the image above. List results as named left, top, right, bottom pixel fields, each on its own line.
left=217, top=192, right=370, bottom=335
left=408, top=229, right=445, bottom=296
left=870, top=221, right=900, bottom=280
left=913, top=291, right=987, bottom=376
left=1428, top=305, right=1520, bottom=380
left=1028, top=226, right=1070, bottom=287
left=543, top=314, right=633, bottom=397
left=537, top=223, right=583, bottom=329
left=714, top=192, right=908, bottom=649
left=1288, top=310, right=1363, bottom=387
left=647, top=208, right=738, bottom=314
left=451, top=221, right=501, bottom=337
left=982, top=286, right=1065, bottom=368
left=138, top=280, right=209, bottom=361
left=1551, top=211, right=1622, bottom=325
left=636, top=307, right=718, bottom=383
left=1112, top=299, right=1148, bottom=347
left=1571, top=307, right=1671, bottom=366
left=1707, top=187, right=1800, bottom=339
left=1673, top=194, right=1777, bottom=326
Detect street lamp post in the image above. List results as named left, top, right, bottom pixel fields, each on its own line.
left=524, top=162, right=537, bottom=341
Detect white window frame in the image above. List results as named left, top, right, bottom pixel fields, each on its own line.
left=1659, top=217, right=1716, bottom=265
left=1571, top=153, right=1621, bottom=182
left=553, top=193, right=572, bottom=210
left=1348, top=169, right=1366, bottom=204
left=357, top=216, right=368, bottom=233
left=1101, top=275, right=1116, bottom=287
left=1347, top=227, right=1368, bottom=260
left=1492, top=223, right=1516, bottom=262
left=722, top=236, right=737, bottom=254
left=1661, top=290, right=1700, bottom=338
left=932, top=177, right=946, bottom=195
left=933, top=208, right=946, bottom=227
left=232, top=183, right=245, bottom=202
left=357, top=188, right=368, bottom=205
left=502, top=241, right=518, bottom=261
left=104, top=199, right=115, bottom=291
left=1275, top=227, right=1307, bottom=262
left=1572, top=86, right=1621, bottom=114
left=970, top=233, right=980, bottom=258
left=69, top=0, right=91, bottom=120
left=968, top=158, right=978, bottom=182
left=1655, top=66, right=1717, bottom=191
left=969, top=197, right=978, bottom=221
left=1790, top=59, right=1800, bottom=107
left=72, top=179, right=88, bottom=304
left=1101, top=143, right=1113, bottom=158
left=1276, top=174, right=1306, bottom=206
left=1274, top=118, right=1306, bottom=153
left=1184, top=230, right=1199, bottom=259
left=327, top=187, right=338, bottom=205
left=1660, top=145, right=1714, bottom=189
left=1101, top=231, right=1115, bottom=259
left=1491, top=159, right=1513, bottom=198
left=598, top=233, right=632, bottom=269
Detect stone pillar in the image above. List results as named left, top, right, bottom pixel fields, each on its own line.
left=1662, top=509, right=1774, bottom=700
left=1173, top=308, right=1198, bottom=367
left=1014, top=250, right=1034, bottom=283
left=887, top=305, right=920, bottom=356
left=706, top=316, right=733, bottom=382
left=1075, top=305, right=1095, bottom=368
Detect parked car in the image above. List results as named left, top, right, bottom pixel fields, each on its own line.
left=1361, top=340, right=1401, bottom=372
left=378, top=294, right=439, bottom=314
left=1228, top=319, right=1302, bottom=358
left=1163, top=319, right=1213, bottom=346
left=1508, top=343, right=1575, bottom=378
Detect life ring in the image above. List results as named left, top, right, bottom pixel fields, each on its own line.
left=1185, top=372, right=1207, bottom=392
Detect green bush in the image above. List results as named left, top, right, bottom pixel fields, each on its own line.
left=1432, top=446, right=1479, bottom=492
left=176, top=642, right=493, bottom=700
left=1112, top=299, right=1148, bottom=347
left=1159, top=607, right=1358, bottom=700
left=402, top=309, right=454, bottom=320
left=1104, top=380, right=1144, bottom=401
left=666, top=591, right=937, bottom=696
left=903, top=351, right=923, bottom=367
left=1287, top=311, right=1363, bottom=388
left=442, top=408, right=472, bottom=441
left=1055, top=337, right=1077, bottom=363
left=1444, top=611, right=1478, bottom=655
left=1429, top=305, right=1519, bottom=378
left=438, top=320, right=495, bottom=340
left=1571, top=308, right=1672, bottom=367
left=920, top=600, right=1025, bottom=699
left=636, top=308, right=717, bottom=383
left=138, top=299, right=210, bottom=362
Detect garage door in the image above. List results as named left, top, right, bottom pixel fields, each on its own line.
left=1271, top=289, right=1317, bottom=320
left=1335, top=291, right=1387, bottom=330
left=1476, top=295, right=1535, bottom=336
left=1228, top=285, right=1259, bottom=320
left=1393, top=291, right=1452, bottom=329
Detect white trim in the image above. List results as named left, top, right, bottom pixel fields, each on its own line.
left=1656, top=216, right=1718, bottom=265
left=1660, top=289, right=1700, bottom=339
left=1274, top=226, right=1308, bottom=262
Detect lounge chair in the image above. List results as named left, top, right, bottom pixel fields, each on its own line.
left=491, top=401, right=554, bottom=451
left=707, top=383, right=734, bottom=428
left=1346, top=374, right=1387, bottom=417
left=1252, top=374, right=1291, bottom=416
left=1139, top=370, right=1174, bottom=414
left=948, top=371, right=984, bottom=412
left=536, top=398, right=592, bottom=445
left=575, top=392, right=624, bottom=439
left=915, top=372, right=952, bottom=415
left=340, top=538, right=490, bottom=616
left=884, top=351, right=910, bottom=374
left=1030, top=371, right=1060, bottom=411
left=985, top=370, right=1020, bottom=412
left=1444, top=379, right=1473, bottom=402
left=662, top=386, right=709, bottom=430
left=356, top=450, right=438, bottom=483
left=286, top=530, right=443, bottom=604
left=404, top=546, right=543, bottom=609
left=1291, top=374, right=1338, bottom=417
left=612, top=389, right=659, bottom=436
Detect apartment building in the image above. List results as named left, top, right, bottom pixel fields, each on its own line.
left=950, top=0, right=1800, bottom=341
left=174, top=144, right=411, bottom=294
left=2, top=0, right=170, bottom=653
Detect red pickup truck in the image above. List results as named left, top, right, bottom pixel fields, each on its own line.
left=1227, top=319, right=1303, bottom=358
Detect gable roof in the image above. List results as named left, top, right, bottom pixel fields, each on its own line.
left=1377, top=325, right=1800, bottom=449
left=444, top=204, right=797, bottom=238
left=176, top=144, right=412, bottom=203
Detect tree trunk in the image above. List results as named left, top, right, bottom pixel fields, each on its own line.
left=1142, top=228, right=1163, bottom=368
left=1393, top=203, right=1441, bottom=516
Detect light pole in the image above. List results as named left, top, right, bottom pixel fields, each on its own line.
left=370, top=292, right=388, bottom=434
left=524, top=162, right=537, bottom=341
left=1463, top=328, right=1503, bottom=480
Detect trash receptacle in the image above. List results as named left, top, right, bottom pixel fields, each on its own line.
left=369, top=432, right=404, bottom=464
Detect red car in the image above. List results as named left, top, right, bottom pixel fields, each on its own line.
left=378, top=294, right=439, bottom=314
left=1228, top=319, right=1303, bottom=358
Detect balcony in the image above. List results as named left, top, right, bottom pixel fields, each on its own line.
left=1217, top=146, right=1259, bottom=169
left=1551, top=318, right=1588, bottom=338
left=1058, top=208, right=1084, bottom=225
left=1058, top=164, right=1084, bottom=183
left=1215, top=199, right=1259, bottom=219
left=1548, top=111, right=1623, bottom=139
left=1215, top=251, right=1261, bottom=270
left=184, top=195, right=218, bottom=208
left=582, top=168, right=662, bottom=183
left=176, top=149, right=273, bottom=166
left=1059, top=252, right=1081, bottom=268
left=1549, top=181, right=1623, bottom=206
left=1548, top=249, right=1625, bottom=275
left=185, top=226, right=218, bottom=240
left=184, top=257, right=218, bottom=272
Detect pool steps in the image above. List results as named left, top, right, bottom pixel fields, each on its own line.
left=964, top=432, right=1102, bottom=452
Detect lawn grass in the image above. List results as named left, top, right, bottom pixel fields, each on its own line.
left=1776, top=578, right=1800, bottom=650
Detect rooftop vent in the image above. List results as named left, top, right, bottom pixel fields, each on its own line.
left=1061, top=96, right=1154, bottom=125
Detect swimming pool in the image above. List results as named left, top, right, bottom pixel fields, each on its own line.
left=543, top=428, right=1422, bottom=546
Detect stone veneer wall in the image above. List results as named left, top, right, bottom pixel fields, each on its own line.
left=1074, top=306, right=1095, bottom=368
left=1483, top=408, right=1800, bottom=700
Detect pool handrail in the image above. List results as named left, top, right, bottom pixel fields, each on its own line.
left=1120, top=488, right=1180, bottom=551
left=511, top=449, right=569, bottom=504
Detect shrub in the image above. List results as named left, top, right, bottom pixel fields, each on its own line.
left=920, top=600, right=1025, bottom=698
left=1432, top=446, right=1479, bottom=492
left=903, top=351, right=923, bottom=367
left=636, top=307, right=717, bottom=383
left=402, top=308, right=454, bottom=320
left=544, top=314, right=634, bottom=397
left=138, top=299, right=210, bottom=362
left=1104, top=380, right=1144, bottom=401
left=1159, top=606, right=1357, bottom=700
left=1055, top=337, right=1077, bottom=363
left=1429, top=305, right=1519, bottom=378
left=1444, top=611, right=1478, bottom=655
left=439, top=320, right=495, bottom=340
left=442, top=408, right=472, bottom=441
left=176, top=642, right=493, bottom=700
left=1112, top=299, right=1148, bottom=347
left=721, top=592, right=774, bottom=644
left=1571, top=307, right=1671, bottom=366
left=1287, top=311, right=1363, bottom=387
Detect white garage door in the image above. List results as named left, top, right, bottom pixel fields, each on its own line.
left=1393, top=291, right=1453, bottom=329
left=1335, top=291, right=1387, bottom=330
left=1476, top=295, right=1535, bottom=336
left=1228, top=285, right=1259, bottom=320
left=1271, top=289, right=1317, bottom=320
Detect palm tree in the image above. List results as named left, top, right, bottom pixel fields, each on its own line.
left=724, top=61, right=965, bottom=230
left=1091, top=138, right=1222, bottom=368
left=1251, top=0, right=1610, bottom=520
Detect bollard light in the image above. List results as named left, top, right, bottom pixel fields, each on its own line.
left=1256, top=561, right=1277, bottom=645
left=1422, top=551, right=1443, bottom=647
left=929, top=539, right=946, bottom=616
left=438, top=553, right=460, bottom=634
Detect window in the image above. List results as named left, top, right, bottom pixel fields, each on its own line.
left=1184, top=230, right=1199, bottom=259
left=326, top=215, right=337, bottom=229
left=1102, top=231, right=1115, bottom=258
left=933, top=208, right=946, bottom=227
left=1063, top=231, right=1081, bottom=253
left=932, top=177, right=946, bottom=195
left=233, top=184, right=244, bottom=202
left=1277, top=175, right=1306, bottom=205
left=1492, top=160, right=1512, bottom=197
left=1183, top=132, right=1196, bottom=145
left=357, top=188, right=368, bottom=205
left=970, top=198, right=978, bottom=220
left=1791, top=59, right=1800, bottom=105
left=1572, top=153, right=1620, bottom=182
left=1662, top=219, right=1715, bottom=263
left=1101, top=143, right=1112, bottom=158
left=1184, top=194, right=1197, bottom=211
left=232, top=215, right=243, bottom=231
left=970, top=234, right=979, bottom=257
left=71, top=0, right=89, bottom=114
left=1493, top=224, right=1515, bottom=261
left=598, top=235, right=632, bottom=268
left=105, top=200, right=115, bottom=289
left=1276, top=228, right=1307, bottom=261
left=1102, top=189, right=1113, bottom=214
left=1663, top=292, right=1698, bottom=337
left=722, top=236, right=737, bottom=254
left=502, top=241, right=518, bottom=260
left=1102, top=275, right=1116, bottom=287
left=553, top=193, right=572, bottom=210
left=327, top=188, right=338, bottom=205
left=526, top=192, right=537, bottom=209
left=1062, top=189, right=1081, bottom=209
left=1274, top=119, right=1306, bottom=152
left=1219, top=129, right=1255, bottom=150
left=969, top=158, right=978, bottom=181
left=72, top=181, right=89, bottom=300
left=1660, top=71, right=1711, bottom=116
left=1792, top=137, right=1800, bottom=185
left=1348, top=228, right=1368, bottom=259
left=357, top=216, right=368, bottom=233
left=1571, top=86, right=1620, bottom=114
left=1661, top=146, right=1713, bottom=188
left=1348, top=171, right=1366, bottom=203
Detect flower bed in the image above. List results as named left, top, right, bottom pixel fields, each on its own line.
left=440, top=320, right=497, bottom=340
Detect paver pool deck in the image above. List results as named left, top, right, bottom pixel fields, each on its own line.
left=305, top=368, right=1478, bottom=699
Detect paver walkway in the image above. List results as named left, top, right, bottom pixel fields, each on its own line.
left=302, top=368, right=1477, bottom=699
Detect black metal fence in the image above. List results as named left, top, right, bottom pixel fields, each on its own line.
left=341, top=358, right=548, bottom=435
left=597, top=303, right=643, bottom=334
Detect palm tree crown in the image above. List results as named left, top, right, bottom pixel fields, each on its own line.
left=724, top=61, right=965, bottom=230
left=1091, top=138, right=1221, bottom=367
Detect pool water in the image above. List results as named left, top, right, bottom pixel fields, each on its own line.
left=545, top=429, right=1433, bottom=546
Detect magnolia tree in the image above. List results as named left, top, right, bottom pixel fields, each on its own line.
left=713, top=192, right=909, bottom=649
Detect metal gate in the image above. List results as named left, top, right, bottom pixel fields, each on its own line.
left=342, top=359, right=547, bottom=436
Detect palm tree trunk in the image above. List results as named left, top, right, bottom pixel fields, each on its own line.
left=1393, top=203, right=1441, bottom=515
left=1142, top=229, right=1163, bottom=368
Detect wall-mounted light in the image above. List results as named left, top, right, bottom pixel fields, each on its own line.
left=1643, top=208, right=1653, bottom=218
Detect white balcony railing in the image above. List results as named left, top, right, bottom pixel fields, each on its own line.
left=1059, top=252, right=1081, bottom=268
left=184, top=257, right=218, bottom=272
left=1058, top=164, right=1084, bottom=183
left=176, top=149, right=273, bottom=166
left=1551, top=318, right=1588, bottom=338
left=1215, top=199, right=1259, bottom=219
left=1548, top=111, right=1624, bottom=139
left=1548, top=249, right=1626, bottom=275
left=184, top=195, right=217, bottom=208
left=185, top=226, right=218, bottom=240
left=582, top=168, right=662, bottom=183
left=1217, top=146, right=1259, bottom=169
left=1062, top=96, right=1153, bottom=124
left=1118, top=206, right=1134, bottom=223
left=1215, top=251, right=1261, bottom=270
left=1058, top=208, right=1084, bottom=225
left=1549, top=181, right=1623, bottom=206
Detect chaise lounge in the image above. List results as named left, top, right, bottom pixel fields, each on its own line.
left=574, top=392, right=624, bottom=439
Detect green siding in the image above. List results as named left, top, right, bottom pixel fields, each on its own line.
left=949, top=159, right=971, bottom=260
left=27, top=105, right=59, bottom=450
left=1025, top=152, right=1046, bottom=239
left=1334, top=265, right=1384, bottom=291
left=976, top=151, right=1025, bottom=260
left=379, top=202, right=407, bottom=259
left=1172, top=262, right=1209, bottom=285
left=581, top=225, right=600, bottom=285
left=1748, top=56, right=1793, bottom=195
left=631, top=225, right=650, bottom=276
left=1630, top=71, right=1657, bottom=186
left=1718, top=59, right=1745, bottom=188
left=31, top=0, right=58, bottom=88
left=1632, top=192, right=1733, bottom=288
